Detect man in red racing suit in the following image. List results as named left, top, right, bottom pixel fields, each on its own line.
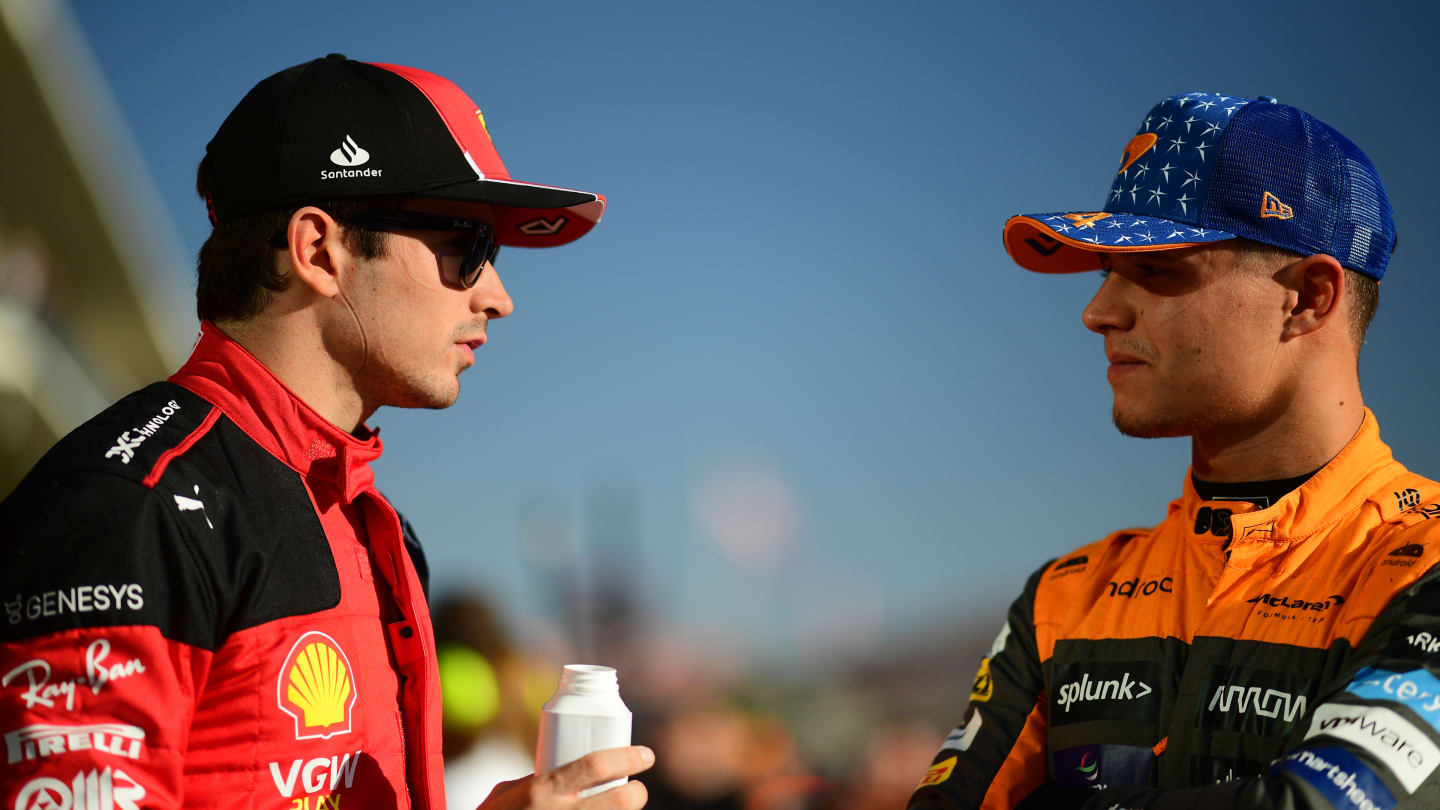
left=909, top=93, right=1440, bottom=808
left=0, top=55, right=652, bottom=810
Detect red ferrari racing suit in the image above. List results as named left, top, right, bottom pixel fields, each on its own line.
left=0, top=323, right=445, bottom=809
left=911, top=411, right=1440, bottom=809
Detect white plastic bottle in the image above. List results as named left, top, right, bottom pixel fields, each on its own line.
left=535, top=665, right=633, bottom=797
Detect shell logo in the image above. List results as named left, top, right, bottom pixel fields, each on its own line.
left=277, top=631, right=357, bottom=740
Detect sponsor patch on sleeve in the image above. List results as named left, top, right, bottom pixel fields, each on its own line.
left=968, top=622, right=1011, bottom=704
left=916, top=755, right=957, bottom=789
left=1305, top=704, right=1440, bottom=792
left=1345, top=667, right=1440, bottom=730
left=1272, top=746, right=1396, bottom=810
left=940, top=706, right=982, bottom=753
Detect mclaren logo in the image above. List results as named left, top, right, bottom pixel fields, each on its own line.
left=1117, top=133, right=1159, bottom=176
left=1247, top=593, right=1345, bottom=613
left=278, top=632, right=357, bottom=740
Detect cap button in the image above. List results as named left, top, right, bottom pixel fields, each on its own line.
left=326, top=53, right=347, bottom=61
left=1258, top=95, right=1279, bottom=104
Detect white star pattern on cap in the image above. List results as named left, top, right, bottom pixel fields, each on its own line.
left=1018, top=92, right=1261, bottom=248
left=1098, top=93, right=1248, bottom=227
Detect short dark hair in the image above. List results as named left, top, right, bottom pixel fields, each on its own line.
left=1232, top=238, right=1380, bottom=350
left=194, top=154, right=391, bottom=323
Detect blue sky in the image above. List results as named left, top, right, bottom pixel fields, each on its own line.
left=69, top=0, right=1440, bottom=667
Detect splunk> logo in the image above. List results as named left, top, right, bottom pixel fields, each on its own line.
left=278, top=631, right=357, bottom=740
left=1056, top=671, right=1152, bottom=713
left=330, top=135, right=370, bottom=167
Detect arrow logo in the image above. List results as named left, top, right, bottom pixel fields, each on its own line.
left=518, top=216, right=567, bottom=236
left=1025, top=234, right=1063, bottom=256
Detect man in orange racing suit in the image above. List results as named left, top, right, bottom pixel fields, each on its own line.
left=910, top=92, right=1440, bottom=809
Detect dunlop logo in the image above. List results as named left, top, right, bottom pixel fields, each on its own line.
left=277, top=631, right=357, bottom=740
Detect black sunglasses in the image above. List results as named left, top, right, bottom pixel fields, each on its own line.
left=350, top=210, right=500, bottom=289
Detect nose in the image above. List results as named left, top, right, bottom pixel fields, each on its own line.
left=1081, top=272, right=1132, bottom=335
left=472, top=261, right=514, bottom=319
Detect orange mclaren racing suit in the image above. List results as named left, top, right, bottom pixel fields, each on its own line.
left=911, top=411, right=1440, bottom=809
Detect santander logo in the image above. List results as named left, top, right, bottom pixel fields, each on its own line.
left=329, top=135, right=370, bottom=167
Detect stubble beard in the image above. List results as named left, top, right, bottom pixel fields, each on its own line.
left=364, top=354, right=462, bottom=412
left=1112, top=405, right=1195, bottom=439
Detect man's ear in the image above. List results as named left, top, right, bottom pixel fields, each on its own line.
left=1280, top=253, right=1345, bottom=341
left=285, top=207, right=350, bottom=299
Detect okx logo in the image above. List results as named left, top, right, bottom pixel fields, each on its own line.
left=1051, top=660, right=1161, bottom=726
left=278, top=631, right=357, bottom=740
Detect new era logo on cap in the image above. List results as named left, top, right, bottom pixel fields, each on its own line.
left=1261, top=191, right=1294, bottom=220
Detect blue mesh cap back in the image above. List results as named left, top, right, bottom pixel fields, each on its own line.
left=1201, top=101, right=1396, bottom=280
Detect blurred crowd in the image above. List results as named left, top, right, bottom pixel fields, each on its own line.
left=434, top=593, right=982, bottom=810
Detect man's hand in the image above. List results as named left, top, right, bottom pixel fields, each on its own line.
left=477, top=746, right=655, bottom=810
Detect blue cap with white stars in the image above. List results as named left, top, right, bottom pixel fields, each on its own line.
left=1003, top=91, right=1395, bottom=280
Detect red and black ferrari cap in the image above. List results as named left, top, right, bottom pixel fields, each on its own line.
left=203, top=53, right=604, bottom=247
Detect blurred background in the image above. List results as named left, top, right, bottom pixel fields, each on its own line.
left=3, top=1, right=1439, bottom=807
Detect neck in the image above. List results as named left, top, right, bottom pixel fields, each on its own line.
left=1189, top=378, right=1364, bottom=482
left=213, top=316, right=374, bottom=432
